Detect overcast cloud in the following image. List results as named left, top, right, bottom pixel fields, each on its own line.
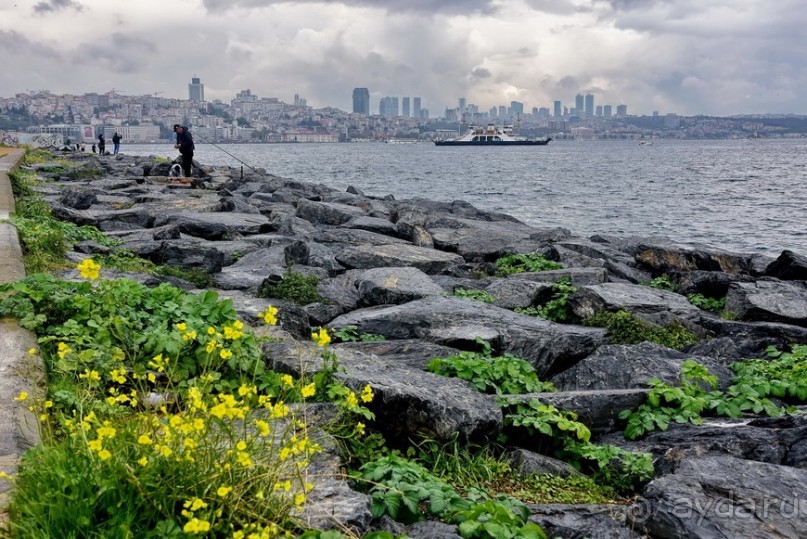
left=1, top=0, right=805, bottom=115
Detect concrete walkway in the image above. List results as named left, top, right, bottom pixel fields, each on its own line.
left=0, top=149, right=44, bottom=509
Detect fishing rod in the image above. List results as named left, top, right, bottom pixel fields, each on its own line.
left=193, top=133, right=267, bottom=179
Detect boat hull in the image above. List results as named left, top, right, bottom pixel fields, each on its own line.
left=433, top=138, right=551, bottom=146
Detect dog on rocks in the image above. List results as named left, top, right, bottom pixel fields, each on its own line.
left=168, top=163, right=183, bottom=178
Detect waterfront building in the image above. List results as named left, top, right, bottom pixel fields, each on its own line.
left=188, top=76, right=204, bottom=102
left=352, top=88, right=370, bottom=115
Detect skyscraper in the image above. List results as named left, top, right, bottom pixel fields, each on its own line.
left=189, top=76, right=204, bottom=101
left=585, top=94, right=594, bottom=118
left=553, top=100, right=562, bottom=117
left=379, top=96, right=399, bottom=117
left=575, top=94, right=584, bottom=116
left=402, top=97, right=410, bottom=118
left=458, top=97, right=466, bottom=113
left=616, top=104, right=627, bottom=117
left=352, top=88, right=370, bottom=115
left=510, top=101, right=524, bottom=116
left=413, top=97, right=421, bottom=118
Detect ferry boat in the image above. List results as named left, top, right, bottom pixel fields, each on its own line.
left=433, top=123, right=552, bottom=146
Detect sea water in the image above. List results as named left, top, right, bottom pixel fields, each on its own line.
left=123, top=139, right=807, bottom=257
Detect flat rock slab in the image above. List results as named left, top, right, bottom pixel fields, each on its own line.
left=569, top=282, right=701, bottom=319
left=154, top=211, right=272, bottom=240
left=329, top=295, right=606, bottom=377
left=726, top=279, right=807, bottom=327
left=336, top=243, right=465, bottom=274
left=636, top=456, right=807, bottom=539
left=354, top=266, right=446, bottom=306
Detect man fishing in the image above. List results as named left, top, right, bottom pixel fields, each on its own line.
left=173, top=124, right=195, bottom=177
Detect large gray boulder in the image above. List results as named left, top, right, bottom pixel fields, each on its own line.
left=266, top=342, right=502, bottom=442
left=551, top=342, right=733, bottom=391
left=153, top=211, right=273, bottom=240
left=329, top=296, right=606, bottom=376
left=636, top=456, right=807, bottom=538
left=354, top=266, right=445, bottom=307
left=529, top=504, right=642, bottom=539
left=765, top=249, right=807, bottom=281
left=725, top=279, right=807, bottom=327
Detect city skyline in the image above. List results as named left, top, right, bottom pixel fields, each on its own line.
left=2, top=1, right=806, bottom=116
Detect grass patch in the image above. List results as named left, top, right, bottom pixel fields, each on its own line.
left=453, top=288, right=496, bottom=303
left=585, top=309, right=699, bottom=350
left=495, top=253, right=562, bottom=277
left=258, top=269, right=323, bottom=305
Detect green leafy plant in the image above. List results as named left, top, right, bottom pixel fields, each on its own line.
left=585, top=309, right=699, bottom=350
left=331, top=325, right=386, bottom=343
left=153, top=264, right=215, bottom=288
left=453, top=288, right=496, bottom=303
left=648, top=275, right=677, bottom=291
left=428, top=338, right=554, bottom=395
left=258, top=269, right=323, bottom=305
left=687, top=293, right=727, bottom=313
left=494, top=253, right=562, bottom=277
left=515, top=278, right=577, bottom=323
left=498, top=397, right=591, bottom=444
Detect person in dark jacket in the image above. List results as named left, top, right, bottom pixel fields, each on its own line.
left=112, top=132, right=122, bottom=155
left=97, top=133, right=106, bottom=155
left=173, top=124, right=195, bottom=177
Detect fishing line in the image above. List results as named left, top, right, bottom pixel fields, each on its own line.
left=194, top=134, right=267, bottom=179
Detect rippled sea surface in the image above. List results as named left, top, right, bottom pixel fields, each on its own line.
left=124, top=139, right=807, bottom=256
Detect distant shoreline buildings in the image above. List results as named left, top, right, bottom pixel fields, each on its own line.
left=1, top=77, right=806, bottom=143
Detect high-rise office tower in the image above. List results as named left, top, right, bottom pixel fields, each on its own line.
left=554, top=100, right=562, bottom=117
left=603, top=105, right=612, bottom=118
left=379, top=96, right=399, bottom=117
left=595, top=105, right=603, bottom=117
left=616, top=104, right=627, bottom=117
left=458, top=97, right=466, bottom=113
left=189, top=76, right=204, bottom=101
left=352, top=88, right=370, bottom=115
left=402, top=97, right=410, bottom=118
left=510, top=101, right=524, bottom=116
left=413, top=97, right=421, bottom=118
left=575, top=94, right=584, bottom=116
left=498, top=106, right=507, bottom=118
left=585, top=94, right=594, bottom=118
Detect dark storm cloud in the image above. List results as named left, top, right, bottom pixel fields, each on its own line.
left=201, top=0, right=496, bottom=15
left=76, top=33, right=158, bottom=74
left=0, top=30, right=61, bottom=59
left=33, top=0, right=84, bottom=14
left=470, top=67, right=492, bottom=80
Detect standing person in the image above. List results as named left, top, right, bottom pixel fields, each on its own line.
left=112, top=132, right=122, bottom=155
left=173, top=124, right=194, bottom=178
left=97, top=133, right=106, bottom=155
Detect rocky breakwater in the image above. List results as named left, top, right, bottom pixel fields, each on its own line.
left=23, top=151, right=807, bottom=538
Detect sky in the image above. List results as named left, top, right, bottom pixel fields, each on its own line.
left=1, top=0, right=806, bottom=116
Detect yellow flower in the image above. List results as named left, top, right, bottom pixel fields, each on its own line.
left=219, top=349, right=233, bottom=359
left=294, top=493, right=306, bottom=506
left=207, top=326, right=216, bottom=335
left=97, top=449, right=112, bottom=460
left=345, top=392, right=358, bottom=408
left=28, top=348, right=37, bottom=356
left=312, top=327, right=331, bottom=347
left=356, top=422, right=366, bottom=436
left=360, top=384, right=375, bottom=403
left=281, top=374, right=294, bottom=387
left=223, top=325, right=243, bottom=340
left=77, top=258, right=101, bottom=280
left=44, top=400, right=53, bottom=408
left=79, top=369, right=101, bottom=382
left=183, top=518, right=211, bottom=534
left=260, top=305, right=279, bottom=326
left=182, top=330, right=198, bottom=341
left=236, top=440, right=247, bottom=451
left=13, top=391, right=28, bottom=402
left=301, top=383, right=316, bottom=398
left=138, top=457, right=149, bottom=467
left=57, top=342, right=73, bottom=360
left=255, top=420, right=270, bottom=437
left=217, top=486, right=233, bottom=497
left=138, top=434, right=153, bottom=445
left=175, top=322, right=187, bottom=332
